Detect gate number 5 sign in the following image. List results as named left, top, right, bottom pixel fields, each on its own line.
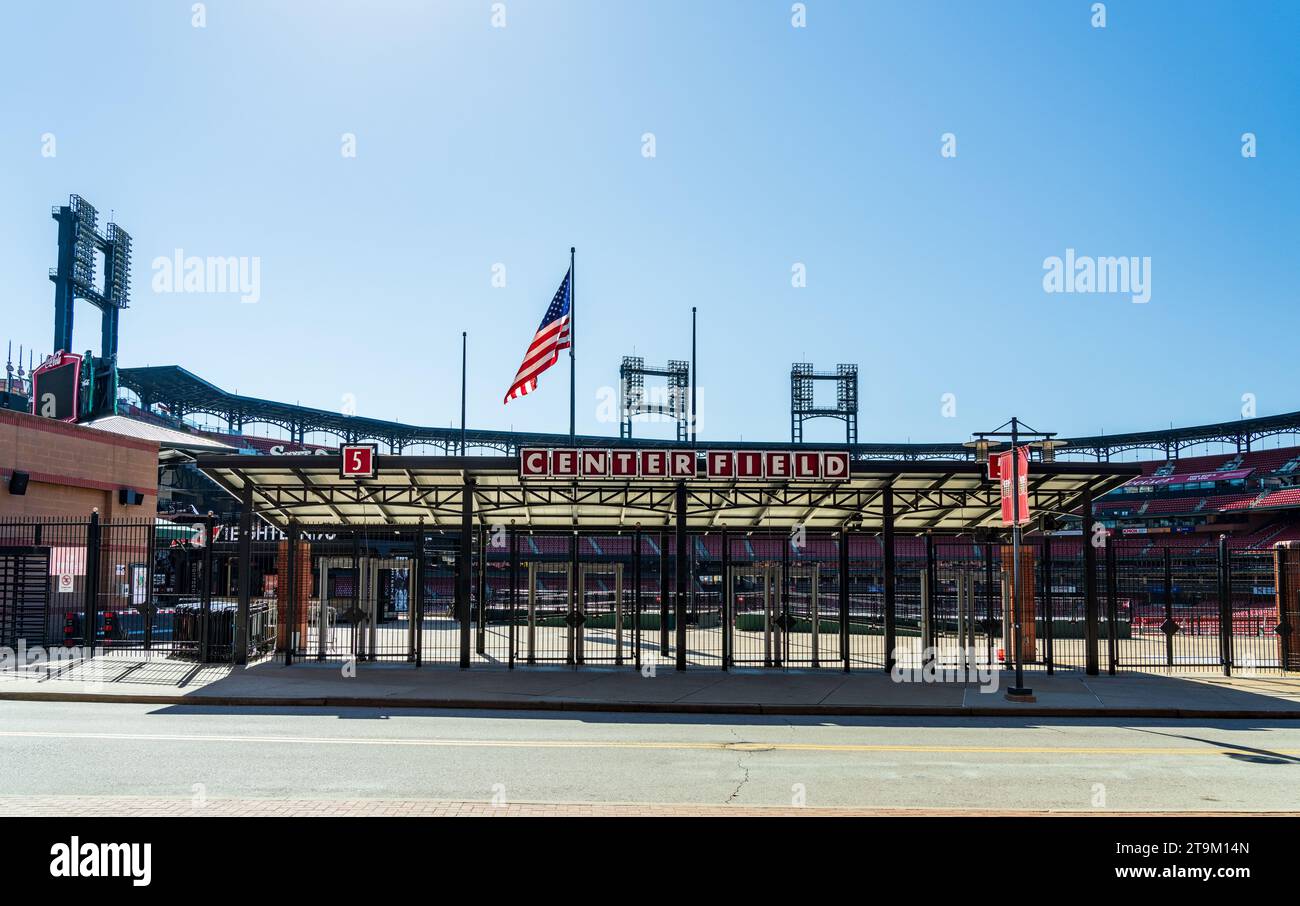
left=340, top=443, right=379, bottom=479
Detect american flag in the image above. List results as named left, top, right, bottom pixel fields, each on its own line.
left=503, top=269, right=572, bottom=404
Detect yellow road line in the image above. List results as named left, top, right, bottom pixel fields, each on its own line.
left=0, top=729, right=1294, bottom=757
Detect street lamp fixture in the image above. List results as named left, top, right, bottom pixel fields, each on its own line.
left=963, top=437, right=1001, bottom=464
left=1032, top=439, right=1065, bottom=463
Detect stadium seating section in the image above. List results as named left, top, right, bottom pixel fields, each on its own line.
left=1092, top=444, right=1300, bottom=547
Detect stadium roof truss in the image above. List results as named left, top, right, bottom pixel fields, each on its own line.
left=126, top=365, right=1300, bottom=462
left=196, top=455, right=1139, bottom=533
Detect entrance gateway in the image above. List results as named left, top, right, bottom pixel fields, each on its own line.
left=195, top=446, right=1139, bottom=673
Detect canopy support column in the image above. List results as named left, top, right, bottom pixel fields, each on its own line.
left=234, top=484, right=253, bottom=666
left=633, top=525, right=642, bottom=671
left=675, top=482, right=687, bottom=672
left=1082, top=483, right=1099, bottom=676
left=840, top=527, right=850, bottom=673
left=659, top=530, right=669, bottom=658
left=721, top=528, right=731, bottom=670
left=883, top=487, right=897, bottom=673
left=458, top=478, right=474, bottom=668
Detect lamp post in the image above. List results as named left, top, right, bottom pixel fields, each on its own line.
left=970, top=418, right=1058, bottom=700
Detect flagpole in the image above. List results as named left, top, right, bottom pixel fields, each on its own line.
left=690, top=306, right=697, bottom=444
left=460, top=331, right=467, bottom=455
left=569, top=246, right=576, bottom=441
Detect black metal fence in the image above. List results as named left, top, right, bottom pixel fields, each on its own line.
left=0, top=515, right=277, bottom=664
left=0, top=516, right=1289, bottom=675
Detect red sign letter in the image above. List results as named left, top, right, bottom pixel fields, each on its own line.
left=736, top=451, right=764, bottom=478
left=669, top=451, right=696, bottom=478
left=580, top=449, right=609, bottom=477
left=794, top=452, right=820, bottom=479
left=611, top=450, right=638, bottom=477
left=706, top=451, right=734, bottom=479
left=552, top=450, right=577, bottom=477
left=764, top=452, right=792, bottom=479
left=521, top=448, right=549, bottom=477
left=822, top=451, right=850, bottom=480
left=641, top=451, right=667, bottom=478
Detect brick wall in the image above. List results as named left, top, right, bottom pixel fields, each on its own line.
left=1000, top=545, right=1037, bottom=662
left=0, top=409, right=158, bottom=519
left=275, top=538, right=312, bottom=653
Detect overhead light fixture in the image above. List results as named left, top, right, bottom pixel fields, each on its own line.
left=963, top=437, right=1000, bottom=464
left=1032, top=439, right=1065, bottom=463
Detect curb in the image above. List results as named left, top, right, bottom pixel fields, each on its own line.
left=3, top=690, right=1300, bottom=719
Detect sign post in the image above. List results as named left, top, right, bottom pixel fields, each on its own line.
left=989, top=426, right=1035, bottom=698
left=973, top=417, right=1055, bottom=701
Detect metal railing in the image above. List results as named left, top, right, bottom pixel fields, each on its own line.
left=0, top=516, right=1288, bottom=674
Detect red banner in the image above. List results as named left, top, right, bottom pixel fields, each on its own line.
left=996, top=446, right=1031, bottom=526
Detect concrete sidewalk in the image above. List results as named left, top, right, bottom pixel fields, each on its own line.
left=2, top=655, right=1300, bottom=717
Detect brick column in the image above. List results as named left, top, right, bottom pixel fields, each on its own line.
left=275, top=538, right=311, bottom=654
left=1001, top=545, right=1037, bottom=663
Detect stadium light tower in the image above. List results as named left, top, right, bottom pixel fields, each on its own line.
left=969, top=418, right=1057, bottom=700
left=791, top=363, right=858, bottom=443
left=48, top=194, right=132, bottom=419
left=619, top=356, right=690, bottom=441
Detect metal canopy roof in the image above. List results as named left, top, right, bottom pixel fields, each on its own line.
left=196, top=454, right=1139, bottom=533
left=83, top=415, right=237, bottom=454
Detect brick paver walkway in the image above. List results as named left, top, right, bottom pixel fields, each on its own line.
left=0, top=796, right=1260, bottom=817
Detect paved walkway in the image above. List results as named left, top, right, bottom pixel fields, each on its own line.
left=2, top=655, right=1299, bottom=717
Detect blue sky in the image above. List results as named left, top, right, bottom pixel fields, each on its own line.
left=2, top=0, right=1297, bottom=448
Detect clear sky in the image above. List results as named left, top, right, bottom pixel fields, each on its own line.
left=2, top=0, right=1297, bottom=448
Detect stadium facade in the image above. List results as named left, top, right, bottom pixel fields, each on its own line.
left=4, top=194, right=1300, bottom=682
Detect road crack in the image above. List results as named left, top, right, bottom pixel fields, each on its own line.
left=726, top=728, right=752, bottom=804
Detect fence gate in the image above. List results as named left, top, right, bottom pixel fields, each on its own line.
left=575, top=563, right=626, bottom=665
left=315, top=554, right=417, bottom=662
left=514, top=562, right=573, bottom=664
left=1228, top=549, right=1280, bottom=672
left=782, top=564, right=824, bottom=667
left=0, top=547, right=50, bottom=650
left=729, top=562, right=779, bottom=666
left=932, top=564, right=986, bottom=671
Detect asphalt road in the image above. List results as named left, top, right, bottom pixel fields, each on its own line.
left=1, top=700, right=1297, bottom=814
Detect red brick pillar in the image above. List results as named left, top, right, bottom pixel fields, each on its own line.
left=1001, top=545, right=1037, bottom=663
left=276, top=538, right=312, bottom=653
